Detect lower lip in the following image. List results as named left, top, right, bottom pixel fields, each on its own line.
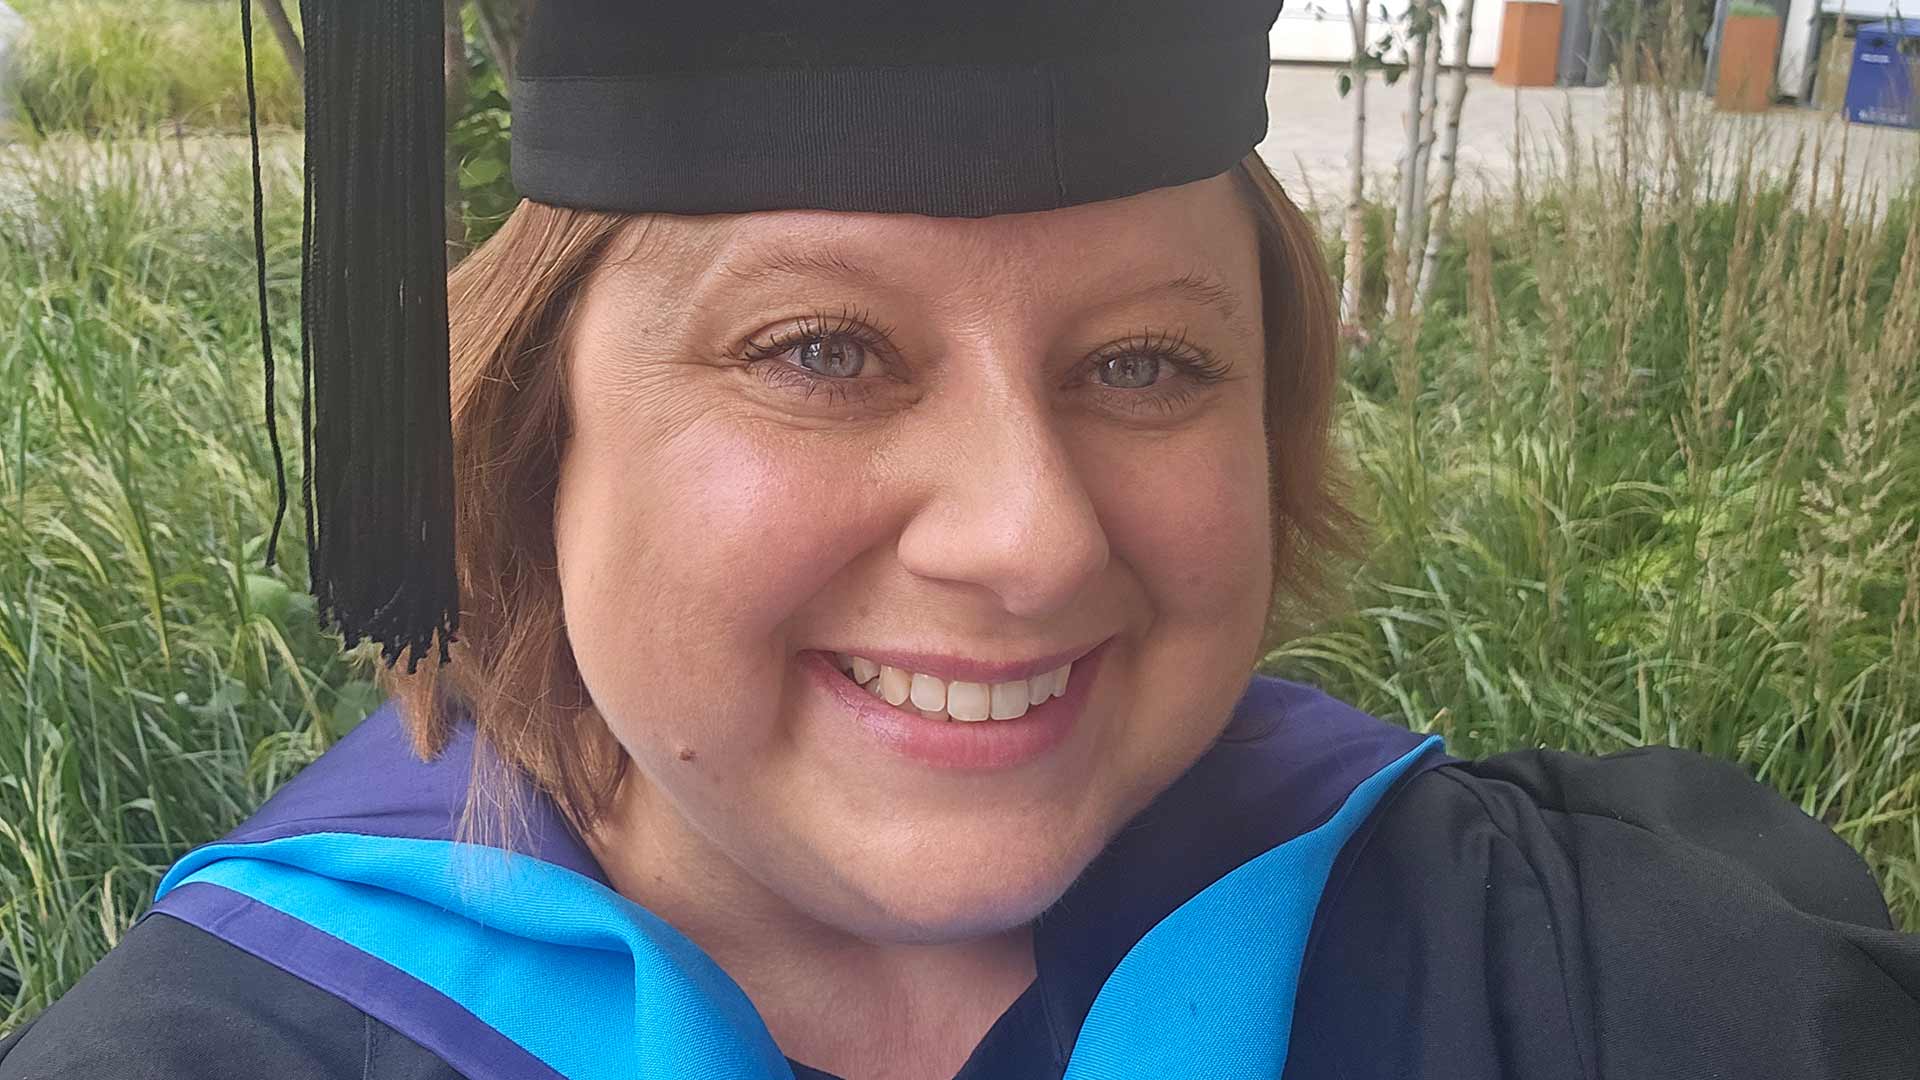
left=803, top=642, right=1107, bottom=770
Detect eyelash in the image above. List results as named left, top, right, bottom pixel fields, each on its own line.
left=1090, top=328, right=1232, bottom=413
left=739, top=309, right=1230, bottom=412
left=740, top=306, right=899, bottom=404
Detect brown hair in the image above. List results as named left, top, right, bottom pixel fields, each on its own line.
left=381, top=152, right=1361, bottom=839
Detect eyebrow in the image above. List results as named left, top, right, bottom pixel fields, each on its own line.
left=714, top=250, right=1245, bottom=325
left=1146, top=270, right=1243, bottom=324
left=715, top=248, right=886, bottom=288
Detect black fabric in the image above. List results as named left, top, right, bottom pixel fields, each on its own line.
left=7, top=749, right=1916, bottom=1079
left=0, top=913, right=462, bottom=1079
left=511, top=0, right=1279, bottom=218
left=516, top=1, right=1283, bottom=82
left=1285, top=746, right=1920, bottom=1079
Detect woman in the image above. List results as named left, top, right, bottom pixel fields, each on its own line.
left=3, top=2, right=1916, bottom=1078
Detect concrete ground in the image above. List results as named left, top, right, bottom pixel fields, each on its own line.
left=1255, top=63, right=1920, bottom=215
left=4, top=62, right=1915, bottom=219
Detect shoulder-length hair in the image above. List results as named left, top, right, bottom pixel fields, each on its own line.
left=381, top=152, right=1361, bottom=843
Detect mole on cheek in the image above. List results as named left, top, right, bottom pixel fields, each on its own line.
left=676, top=746, right=698, bottom=763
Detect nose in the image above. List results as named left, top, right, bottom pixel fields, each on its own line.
left=894, top=398, right=1110, bottom=619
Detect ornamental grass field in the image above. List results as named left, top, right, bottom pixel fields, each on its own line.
left=3, top=0, right=302, bottom=134
left=2, top=96, right=1918, bottom=1030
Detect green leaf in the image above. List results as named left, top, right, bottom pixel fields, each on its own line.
left=1339, top=72, right=1354, bottom=98
left=461, top=155, right=506, bottom=187
left=244, top=573, right=293, bottom=627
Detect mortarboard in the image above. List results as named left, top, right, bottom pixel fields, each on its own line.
left=245, top=0, right=1286, bottom=672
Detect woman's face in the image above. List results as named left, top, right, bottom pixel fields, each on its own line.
left=555, top=172, right=1273, bottom=943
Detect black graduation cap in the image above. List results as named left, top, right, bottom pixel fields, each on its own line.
left=246, top=0, right=1284, bottom=672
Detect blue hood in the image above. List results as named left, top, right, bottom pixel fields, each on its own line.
left=152, top=676, right=1444, bottom=1079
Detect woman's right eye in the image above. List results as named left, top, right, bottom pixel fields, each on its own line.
left=789, top=335, right=874, bottom=379
left=741, top=309, right=897, bottom=389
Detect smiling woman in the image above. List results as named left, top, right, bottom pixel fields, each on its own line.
left=1, top=2, right=1916, bottom=1079
left=398, top=157, right=1341, bottom=850
left=406, top=168, right=1316, bottom=1072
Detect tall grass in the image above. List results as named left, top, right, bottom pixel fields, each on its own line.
left=0, top=139, right=376, bottom=1027
left=1271, top=76, right=1920, bottom=928
left=0, top=72, right=1914, bottom=1034
left=4, top=0, right=301, bottom=133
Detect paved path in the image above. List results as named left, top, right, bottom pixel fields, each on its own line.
left=1256, top=63, right=1919, bottom=215
left=5, top=64, right=1916, bottom=220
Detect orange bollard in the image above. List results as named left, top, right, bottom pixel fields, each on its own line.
left=1715, top=12, right=1782, bottom=113
left=1493, top=0, right=1563, bottom=87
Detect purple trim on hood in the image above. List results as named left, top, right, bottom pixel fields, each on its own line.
left=187, top=676, right=1444, bottom=1078
left=221, top=702, right=606, bottom=884
left=152, top=880, right=568, bottom=1080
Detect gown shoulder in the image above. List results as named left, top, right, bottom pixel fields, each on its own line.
left=1286, top=744, right=1920, bottom=1079
left=0, top=911, right=461, bottom=1080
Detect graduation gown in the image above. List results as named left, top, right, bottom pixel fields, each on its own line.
left=3, top=675, right=1916, bottom=1078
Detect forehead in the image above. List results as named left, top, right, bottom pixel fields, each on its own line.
left=598, top=172, right=1260, bottom=319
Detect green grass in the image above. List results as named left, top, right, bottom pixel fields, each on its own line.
left=1270, top=92, right=1920, bottom=930
left=0, top=138, right=375, bottom=1026
left=4, top=0, right=302, bottom=134
left=0, top=88, right=1915, bottom=1033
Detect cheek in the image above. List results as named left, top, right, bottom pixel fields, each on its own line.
left=1086, top=422, right=1273, bottom=625
left=551, top=403, right=869, bottom=740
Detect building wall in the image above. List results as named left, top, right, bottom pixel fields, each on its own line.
left=1270, top=0, right=1509, bottom=68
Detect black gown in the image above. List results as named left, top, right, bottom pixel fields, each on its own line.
left=3, top=676, right=1916, bottom=1078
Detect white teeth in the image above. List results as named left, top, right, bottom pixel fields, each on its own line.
left=835, top=652, right=1078, bottom=720
left=991, top=681, right=1031, bottom=720
left=1028, top=673, right=1052, bottom=706
left=877, top=665, right=912, bottom=707
left=946, top=681, right=991, bottom=722
left=909, top=672, right=947, bottom=713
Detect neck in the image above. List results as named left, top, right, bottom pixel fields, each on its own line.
left=584, top=785, right=1038, bottom=1080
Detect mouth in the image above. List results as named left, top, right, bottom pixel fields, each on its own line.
left=825, top=644, right=1089, bottom=723
left=802, top=639, right=1110, bottom=770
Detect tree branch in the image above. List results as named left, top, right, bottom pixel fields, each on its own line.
left=255, top=0, right=303, bottom=82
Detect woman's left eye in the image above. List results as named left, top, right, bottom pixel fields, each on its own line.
left=1085, top=333, right=1230, bottom=409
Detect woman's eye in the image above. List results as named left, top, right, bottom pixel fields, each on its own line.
left=791, top=335, right=872, bottom=379
left=1095, top=353, right=1164, bottom=389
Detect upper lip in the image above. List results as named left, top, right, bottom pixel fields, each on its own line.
left=816, top=638, right=1107, bottom=684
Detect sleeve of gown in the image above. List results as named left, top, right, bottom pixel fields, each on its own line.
left=0, top=911, right=463, bottom=1080
left=1284, top=745, right=1920, bottom=1080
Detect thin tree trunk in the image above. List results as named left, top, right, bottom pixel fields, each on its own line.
left=1408, top=15, right=1443, bottom=274
left=1415, top=0, right=1478, bottom=312
left=255, top=0, right=304, bottom=82
left=1388, top=14, right=1429, bottom=318
left=1340, top=0, right=1370, bottom=330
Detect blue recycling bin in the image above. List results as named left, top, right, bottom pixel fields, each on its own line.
left=1845, top=20, right=1920, bottom=129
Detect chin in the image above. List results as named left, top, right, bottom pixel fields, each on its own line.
left=821, top=831, right=1098, bottom=946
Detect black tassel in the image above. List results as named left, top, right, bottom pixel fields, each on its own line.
left=241, top=0, right=291, bottom=572
left=296, top=1, right=460, bottom=672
